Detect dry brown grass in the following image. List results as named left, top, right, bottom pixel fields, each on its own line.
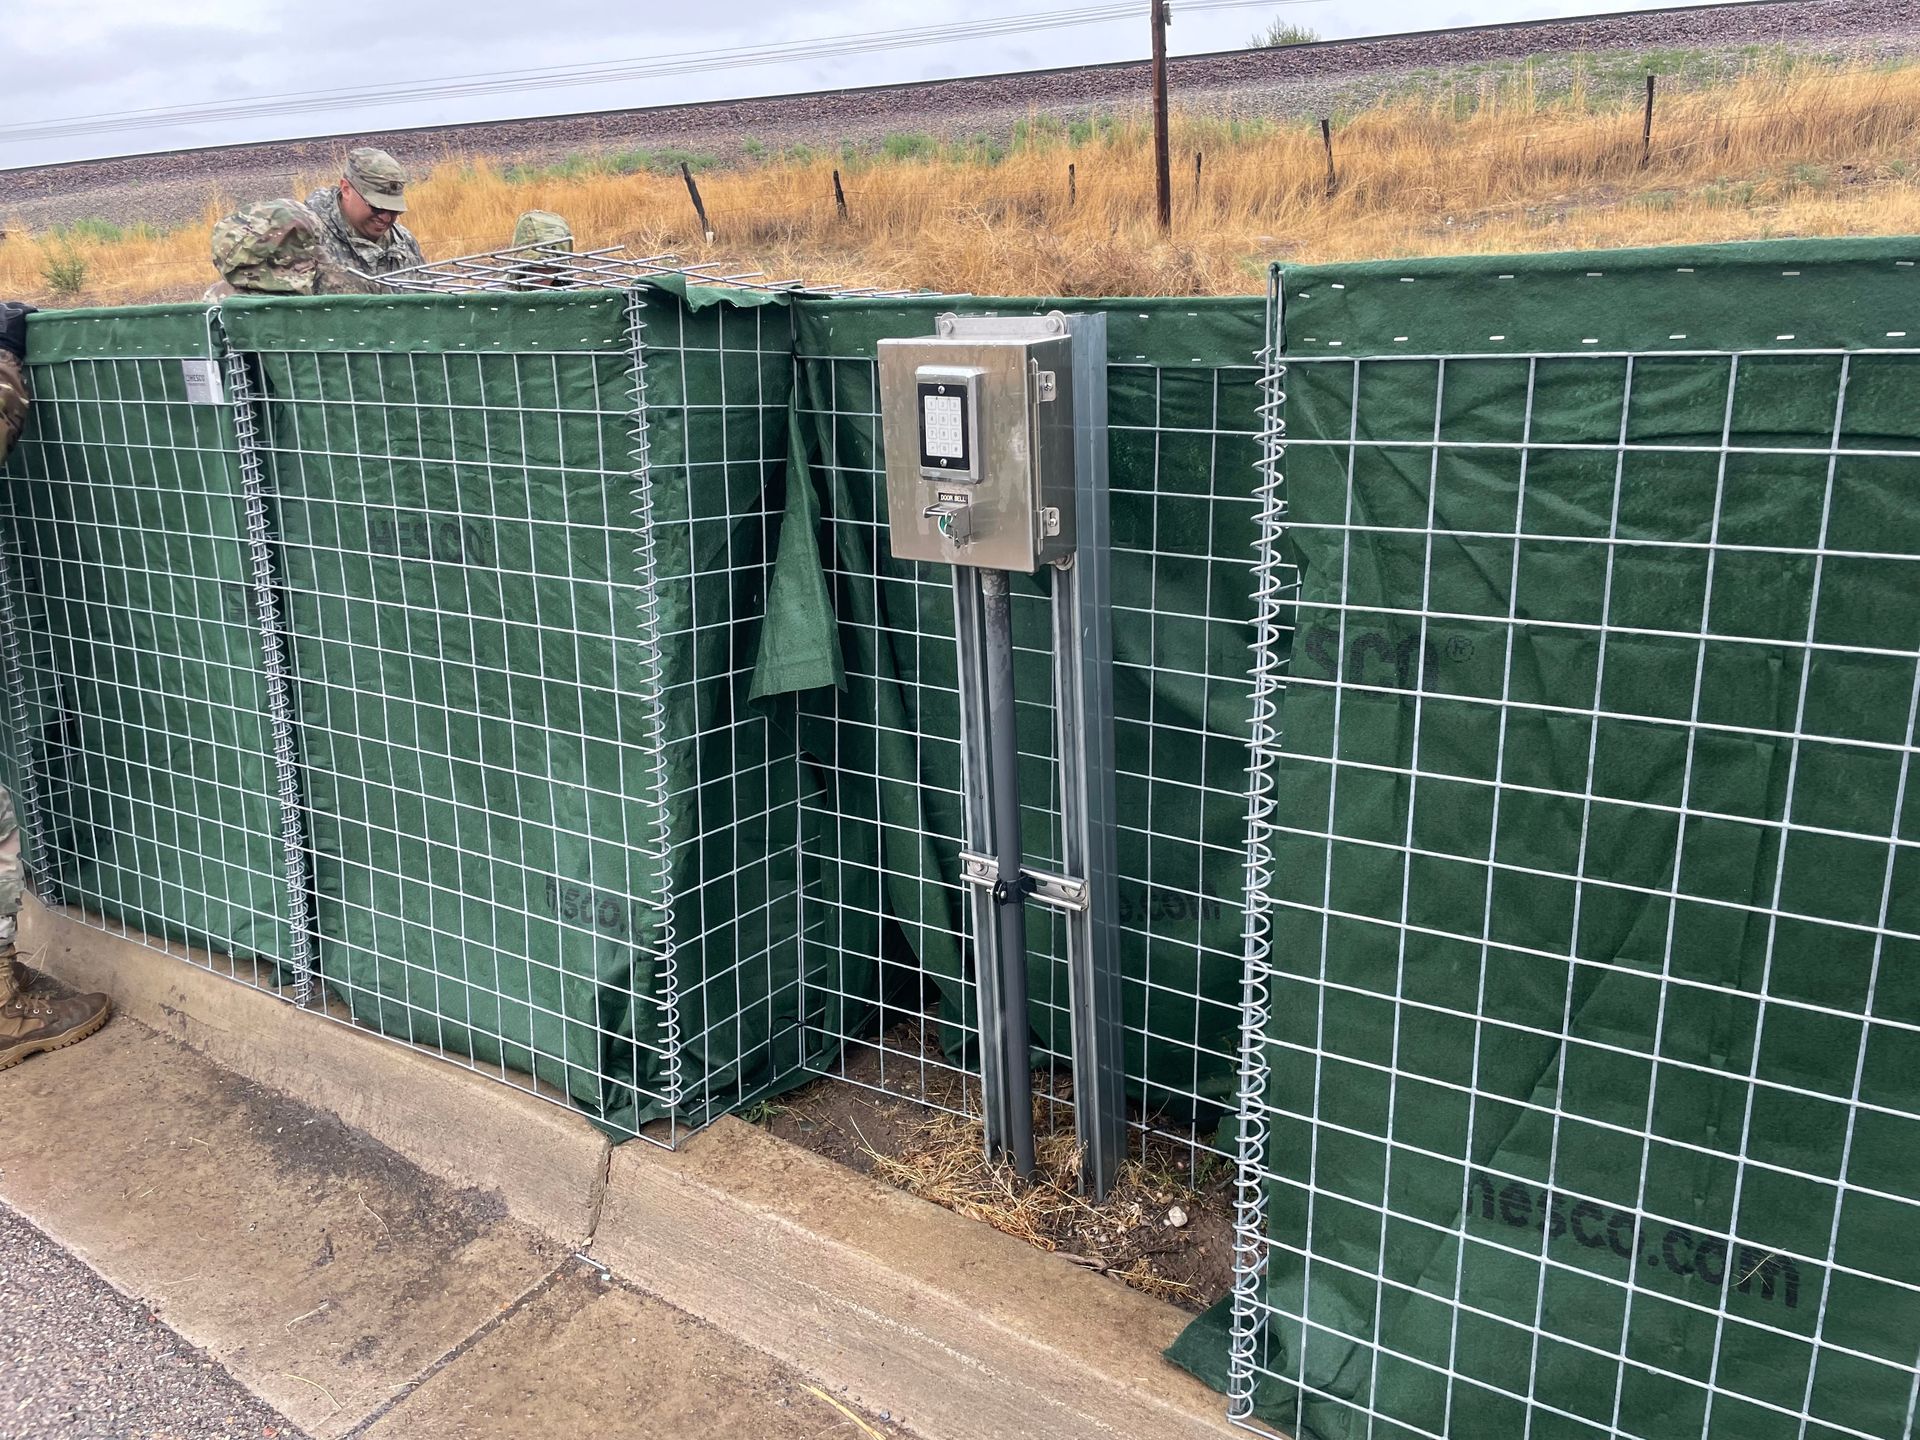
left=865, top=1107, right=1206, bottom=1305
left=5, top=56, right=1918, bottom=307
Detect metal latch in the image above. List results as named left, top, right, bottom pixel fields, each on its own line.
left=924, top=500, right=972, bottom=543
left=959, top=850, right=1088, bottom=913
left=1036, top=370, right=1058, bottom=402
left=1039, top=506, right=1061, bottom=537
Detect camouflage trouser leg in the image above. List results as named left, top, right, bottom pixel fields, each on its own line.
left=0, top=785, right=20, bottom=953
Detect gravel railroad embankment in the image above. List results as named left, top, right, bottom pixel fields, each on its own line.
left=2, top=0, right=1915, bottom=232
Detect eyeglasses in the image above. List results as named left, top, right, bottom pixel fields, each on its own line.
left=345, top=181, right=403, bottom=220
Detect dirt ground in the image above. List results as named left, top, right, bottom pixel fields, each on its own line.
left=761, top=1022, right=1236, bottom=1313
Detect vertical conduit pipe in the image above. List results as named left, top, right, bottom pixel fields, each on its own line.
left=979, top=567, right=1036, bottom=1178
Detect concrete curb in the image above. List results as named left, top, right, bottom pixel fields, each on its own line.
left=23, top=899, right=611, bottom=1248
left=593, top=1117, right=1238, bottom=1440
left=25, top=900, right=1237, bottom=1439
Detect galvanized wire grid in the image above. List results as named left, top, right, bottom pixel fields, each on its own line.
left=244, top=320, right=680, bottom=1142
left=1229, top=341, right=1920, bottom=1439
left=1, top=346, right=301, bottom=990
left=371, top=242, right=925, bottom=299
left=792, top=340, right=1265, bottom=1165
left=1, top=294, right=810, bottom=1147
left=635, top=294, right=812, bottom=1126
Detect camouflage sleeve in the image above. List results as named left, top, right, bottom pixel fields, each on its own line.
left=0, top=350, right=28, bottom=469
left=315, top=262, right=378, bottom=296
left=394, top=226, right=426, bottom=268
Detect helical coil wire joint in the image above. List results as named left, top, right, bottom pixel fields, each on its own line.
left=622, top=289, right=687, bottom=1128
left=219, top=326, right=319, bottom=1007
left=1225, top=267, right=1298, bottom=1428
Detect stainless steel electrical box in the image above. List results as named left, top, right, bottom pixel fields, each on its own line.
left=878, top=313, right=1078, bottom=573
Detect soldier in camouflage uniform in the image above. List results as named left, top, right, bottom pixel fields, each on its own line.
left=0, top=301, right=113, bottom=1069
left=0, top=305, right=25, bottom=458
left=512, top=210, right=573, bottom=254
left=305, top=147, right=425, bottom=286
left=509, top=210, right=574, bottom=289
left=204, top=198, right=336, bottom=300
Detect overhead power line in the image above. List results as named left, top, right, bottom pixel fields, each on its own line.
left=0, top=0, right=1331, bottom=149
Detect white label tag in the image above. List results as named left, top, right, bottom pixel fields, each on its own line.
left=180, top=359, right=224, bottom=406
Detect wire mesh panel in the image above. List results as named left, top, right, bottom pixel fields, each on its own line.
left=1225, top=246, right=1920, bottom=1440
left=0, top=306, right=300, bottom=981
left=632, top=289, right=823, bottom=1126
left=788, top=297, right=1268, bottom=1160
left=222, top=291, right=676, bottom=1138
left=370, top=243, right=928, bottom=300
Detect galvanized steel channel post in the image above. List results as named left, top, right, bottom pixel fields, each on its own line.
left=1053, top=313, right=1122, bottom=1199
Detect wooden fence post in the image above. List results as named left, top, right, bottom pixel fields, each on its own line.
left=1194, top=150, right=1204, bottom=203
left=1321, top=119, right=1337, bottom=196
left=833, top=169, right=848, bottom=221
left=680, top=161, right=714, bottom=242
left=1641, top=74, right=1657, bottom=168
left=1068, top=161, right=1077, bottom=209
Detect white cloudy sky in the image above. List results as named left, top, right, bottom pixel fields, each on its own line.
left=7, top=0, right=1724, bottom=169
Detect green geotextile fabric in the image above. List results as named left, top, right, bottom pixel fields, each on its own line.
left=622, top=290, right=841, bottom=1122
left=1280, top=236, right=1920, bottom=357
left=224, top=291, right=663, bottom=1129
left=0, top=304, right=296, bottom=962
left=788, top=295, right=1267, bottom=1125
left=220, top=287, right=822, bottom=1132
left=1171, top=241, right=1920, bottom=1439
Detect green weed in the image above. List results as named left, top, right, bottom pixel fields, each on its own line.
left=880, top=132, right=940, bottom=162
left=1248, top=20, right=1320, bottom=47
left=39, top=246, right=88, bottom=297
left=56, top=216, right=123, bottom=243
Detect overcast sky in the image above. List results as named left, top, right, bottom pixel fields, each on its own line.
left=8, top=0, right=1726, bottom=170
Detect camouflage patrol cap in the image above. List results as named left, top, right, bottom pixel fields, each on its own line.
left=345, top=148, right=409, bottom=212
left=209, top=199, right=324, bottom=295
left=511, top=210, right=573, bottom=253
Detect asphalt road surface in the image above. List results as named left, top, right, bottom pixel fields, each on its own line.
left=0, top=1200, right=306, bottom=1440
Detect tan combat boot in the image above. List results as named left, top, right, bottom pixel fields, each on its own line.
left=0, top=953, right=111, bottom=1071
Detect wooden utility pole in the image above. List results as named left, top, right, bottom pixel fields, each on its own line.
left=1151, top=0, right=1171, bottom=232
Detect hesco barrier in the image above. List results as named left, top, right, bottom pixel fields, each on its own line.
left=0, top=287, right=817, bottom=1137
left=222, top=291, right=673, bottom=1131
left=0, top=283, right=1268, bottom=1157
left=1171, top=239, right=1920, bottom=1440
left=2, top=306, right=301, bottom=976
left=7, top=243, right=1920, bottom=1435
